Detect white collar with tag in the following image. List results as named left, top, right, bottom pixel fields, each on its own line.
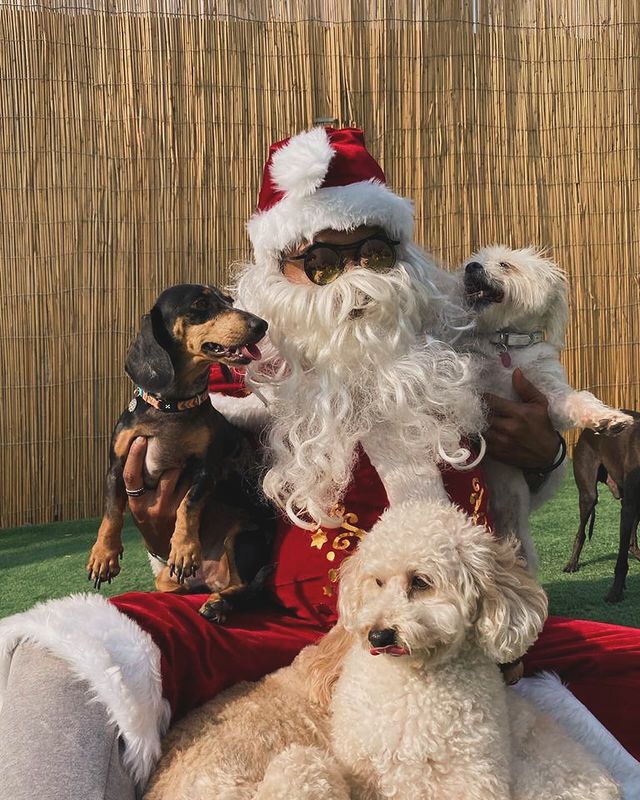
left=488, top=331, right=546, bottom=348
left=488, top=330, right=546, bottom=367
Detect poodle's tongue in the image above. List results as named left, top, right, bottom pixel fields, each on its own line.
left=241, top=343, right=261, bottom=361
left=370, top=646, right=410, bottom=657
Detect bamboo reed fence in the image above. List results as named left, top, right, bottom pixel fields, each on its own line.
left=1, top=0, right=639, bottom=527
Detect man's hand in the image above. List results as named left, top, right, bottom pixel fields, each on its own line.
left=123, top=437, right=186, bottom=555
left=483, top=369, right=559, bottom=471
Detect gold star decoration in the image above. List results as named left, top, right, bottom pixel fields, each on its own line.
left=310, top=529, right=328, bottom=550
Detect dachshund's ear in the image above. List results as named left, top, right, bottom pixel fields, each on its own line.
left=472, top=535, right=548, bottom=663
left=337, top=549, right=367, bottom=633
left=125, top=309, right=174, bottom=394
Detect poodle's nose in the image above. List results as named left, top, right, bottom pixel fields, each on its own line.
left=465, top=261, right=484, bottom=274
left=368, top=628, right=396, bottom=648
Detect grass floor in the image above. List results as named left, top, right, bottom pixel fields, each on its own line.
left=1, top=467, right=638, bottom=625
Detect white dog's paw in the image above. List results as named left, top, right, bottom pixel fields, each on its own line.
left=589, top=410, right=635, bottom=436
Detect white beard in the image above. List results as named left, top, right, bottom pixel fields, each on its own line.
left=233, top=250, right=484, bottom=529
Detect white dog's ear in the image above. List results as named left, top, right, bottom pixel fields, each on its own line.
left=543, top=279, right=569, bottom=349
left=337, top=550, right=366, bottom=633
left=472, top=535, right=548, bottom=663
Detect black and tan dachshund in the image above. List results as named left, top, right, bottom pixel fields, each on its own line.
left=563, top=411, right=640, bottom=603
left=87, top=284, right=272, bottom=621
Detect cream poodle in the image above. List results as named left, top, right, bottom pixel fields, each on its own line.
left=142, top=623, right=348, bottom=800
left=318, top=500, right=620, bottom=799
left=459, top=245, right=633, bottom=569
left=144, top=501, right=628, bottom=799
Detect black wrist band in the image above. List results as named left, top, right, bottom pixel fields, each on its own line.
left=533, top=431, right=567, bottom=475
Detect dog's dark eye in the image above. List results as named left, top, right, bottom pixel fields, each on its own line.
left=191, top=297, right=209, bottom=311
left=375, top=577, right=383, bottom=587
left=411, top=575, right=432, bottom=591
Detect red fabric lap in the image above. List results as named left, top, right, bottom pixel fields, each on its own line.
left=112, top=592, right=640, bottom=762
left=524, top=615, right=640, bottom=759
left=111, top=592, right=325, bottom=722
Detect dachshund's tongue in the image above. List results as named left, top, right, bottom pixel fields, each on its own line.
left=370, top=646, right=410, bottom=657
left=241, top=343, right=261, bottom=361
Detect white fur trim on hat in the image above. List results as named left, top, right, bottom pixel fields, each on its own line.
left=516, top=672, right=640, bottom=799
left=0, top=593, right=171, bottom=784
left=247, top=179, right=414, bottom=263
left=270, top=127, right=335, bottom=198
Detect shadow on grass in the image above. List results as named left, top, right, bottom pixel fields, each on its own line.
left=544, top=574, right=640, bottom=627
left=563, top=553, right=617, bottom=569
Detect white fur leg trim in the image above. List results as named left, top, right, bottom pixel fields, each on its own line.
left=516, top=672, right=640, bottom=800
left=0, top=593, right=171, bottom=784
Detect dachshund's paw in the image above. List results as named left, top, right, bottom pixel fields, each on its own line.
left=199, top=596, right=231, bottom=623
left=87, top=545, right=123, bottom=589
left=199, top=595, right=231, bottom=624
left=562, top=560, right=580, bottom=573
left=167, top=542, right=201, bottom=584
left=591, top=410, right=635, bottom=435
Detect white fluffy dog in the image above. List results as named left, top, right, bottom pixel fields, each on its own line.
left=316, top=501, right=620, bottom=799
left=459, top=245, right=633, bottom=569
left=144, top=501, right=624, bottom=800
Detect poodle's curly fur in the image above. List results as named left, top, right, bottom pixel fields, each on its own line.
left=142, top=623, right=348, bottom=800
left=144, top=501, right=620, bottom=800
left=323, top=501, right=619, bottom=799
left=458, top=245, right=634, bottom=569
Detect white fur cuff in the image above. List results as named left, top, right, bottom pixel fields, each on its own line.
left=247, top=180, right=414, bottom=262
left=516, top=673, right=640, bottom=800
left=0, top=593, right=171, bottom=784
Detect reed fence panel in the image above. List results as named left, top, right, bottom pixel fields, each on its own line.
left=1, top=0, right=638, bottom=527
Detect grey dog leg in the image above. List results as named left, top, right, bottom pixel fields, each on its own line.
left=0, top=642, right=137, bottom=800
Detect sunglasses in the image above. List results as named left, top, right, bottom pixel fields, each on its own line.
left=282, top=234, right=400, bottom=286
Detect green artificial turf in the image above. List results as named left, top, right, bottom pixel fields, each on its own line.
left=0, top=465, right=638, bottom=625
left=0, top=516, right=155, bottom=619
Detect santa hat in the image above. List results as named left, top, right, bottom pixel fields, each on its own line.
left=247, top=127, right=414, bottom=263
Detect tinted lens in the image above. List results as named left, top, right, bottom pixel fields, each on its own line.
left=304, top=246, right=343, bottom=285
left=357, top=238, right=396, bottom=272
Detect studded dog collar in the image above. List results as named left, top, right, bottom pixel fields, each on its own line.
left=131, top=386, right=211, bottom=413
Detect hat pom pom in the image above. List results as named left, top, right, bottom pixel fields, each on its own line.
left=270, top=127, right=335, bottom=199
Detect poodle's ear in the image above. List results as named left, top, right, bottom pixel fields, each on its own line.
left=337, top=550, right=366, bottom=633
left=543, top=278, right=569, bottom=349
left=472, top=535, right=548, bottom=663
left=125, top=308, right=175, bottom=394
